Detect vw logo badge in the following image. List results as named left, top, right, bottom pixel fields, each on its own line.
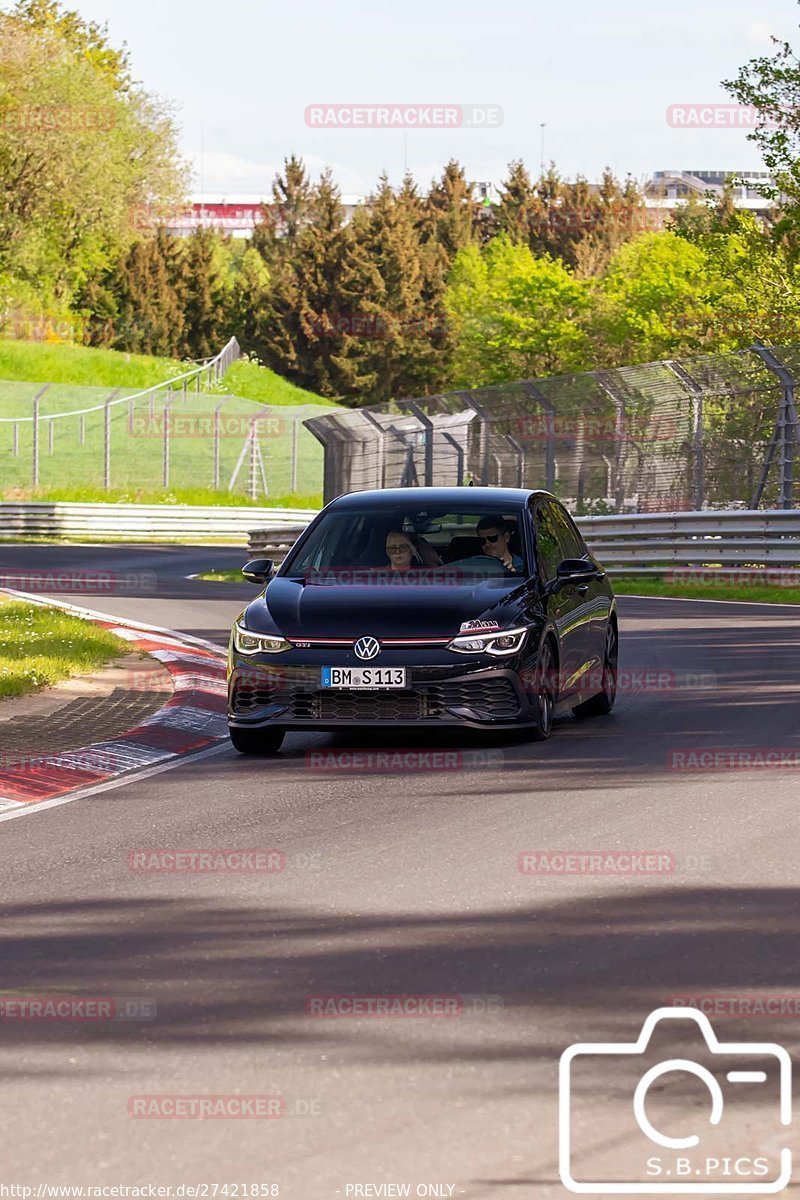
left=354, top=635, right=381, bottom=661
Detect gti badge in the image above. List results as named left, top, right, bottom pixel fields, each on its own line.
left=354, top=636, right=381, bottom=661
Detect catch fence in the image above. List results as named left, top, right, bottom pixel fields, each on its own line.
left=0, top=338, right=326, bottom=498
left=305, top=343, right=800, bottom=511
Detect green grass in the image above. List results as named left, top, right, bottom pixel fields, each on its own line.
left=0, top=594, right=125, bottom=698
left=1, top=486, right=322, bottom=507
left=196, top=569, right=251, bottom=583
left=223, top=359, right=337, bottom=407
left=614, top=575, right=800, bottom=605
left=0, top=339, right=336, bottom=408
left=0, top=340, right=190, bottom=390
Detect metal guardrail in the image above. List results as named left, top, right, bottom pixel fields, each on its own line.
left=4, top=500, right=796, bottom=573
left=249, top=509, right=800, bottom=577
left=1, top=503, right=318, bottom=543
left=577, top=509, right=800, bottom=575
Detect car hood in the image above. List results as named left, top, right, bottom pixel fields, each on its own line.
left=244, top=575, right=526, bottom=639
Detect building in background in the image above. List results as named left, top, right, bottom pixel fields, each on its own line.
left=160, top=171, right=774, bottom=238
left=643, top=169, right=774, bottom=224
left=165, top=193, right=365, bottom=238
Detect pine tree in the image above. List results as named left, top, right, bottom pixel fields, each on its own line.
left=180, top=227, right=229, bottom=358
left=424, top=160, right=479, bottom=263
left=109, top=234, right=184, bottom=356
left=258, top=170, right=380, bottom=400
left=353, top=174, right=441, bottom=402
left=495, top=160, right=538, bottom=244
left=252, top=154, right=313, bottom=269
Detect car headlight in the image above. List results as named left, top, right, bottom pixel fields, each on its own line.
left=233, top=621, right=292, bottom=655
left=446, top=627, right=528, bottom=656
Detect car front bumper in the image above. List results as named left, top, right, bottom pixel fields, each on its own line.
left=227, top=652, right=539, bottom=732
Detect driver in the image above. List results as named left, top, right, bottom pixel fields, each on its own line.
left=476, top=516, right=524, bottom=573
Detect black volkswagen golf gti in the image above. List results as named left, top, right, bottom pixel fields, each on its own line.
left=227, top=487, right=618, bottom=752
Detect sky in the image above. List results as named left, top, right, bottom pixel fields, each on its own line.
left=70, top=0, right=800, bottom=197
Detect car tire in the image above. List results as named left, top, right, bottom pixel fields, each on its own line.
left=229, top=726, right=285, bottom=755
left=573, top=621, right=618, bottom=718
left=527, top=637, right=557, bottom=741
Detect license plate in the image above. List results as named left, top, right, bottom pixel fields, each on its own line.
left=321, top=667, right=407, bottom=689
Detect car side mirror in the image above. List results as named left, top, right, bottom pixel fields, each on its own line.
left=554, top=558, right=603, bottom=588
left=242, top=558, right=275, bottom=585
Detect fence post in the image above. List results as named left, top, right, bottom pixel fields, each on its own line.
left=596, top=375, right=627, bottom=512
left=750, top=344, right=799, bottom=509
left=291, top=417, right=299, bottom=493
left=505, top=433, right=526, bottom=488
left=666, top=361, right=705, bottom=510
left=359, top=410, right=389, bottom=489
left=32, top=398, right=39, bottom=487
left=163, top=390, right=174, bottom=488
left=213, top=400, right=224, bottom=490
left=104, top=389, right=121, bottom=491
left=463, top=397, right=491, bottom=484
left=31, top=385, right=49, bottom=489
left=521, top=382, right=556, bottom=492
left=405, top=402, right=435, bottom=486
left=441, top=431, right=465, bottom=485
left=12, top=422, right=18, bottom=457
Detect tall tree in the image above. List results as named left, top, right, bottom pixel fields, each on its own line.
left=723, top=31, right=800, bottom=254
left=444, top=234, right=591, bottom=386
left=424, top=160, right=479, bottom=263
left=349, top=174, right=444, bottom=402
left=494, top=160, right=538, bottom=244
left=179, top=227, right=230, bottom=358
left=257, top=171, right=380, bottom=400
left=0, top=2, right=186, bottom=313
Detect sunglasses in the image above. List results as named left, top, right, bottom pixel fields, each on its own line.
left=387, top=543, right=412, bottom=553
left=480, top=533, right=504, bottom=544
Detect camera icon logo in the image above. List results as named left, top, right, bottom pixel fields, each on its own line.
left=559, top=1006, right=791, bottom=1194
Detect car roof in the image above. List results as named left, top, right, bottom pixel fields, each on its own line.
left=327, top=487, right=552, bottom=510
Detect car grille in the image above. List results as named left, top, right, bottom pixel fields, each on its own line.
left=311, top=690, right=426, bottom=721
left=430, top=677, right=521, bottom=720
left=231, top=672, right=521, bottom=723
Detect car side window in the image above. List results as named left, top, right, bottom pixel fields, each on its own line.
left=533, top=502, right=563, bottom=582
left=550, top=501, right=587, bottom=560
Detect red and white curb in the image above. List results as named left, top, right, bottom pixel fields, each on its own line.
left=0, top=592, right=229, bottom=815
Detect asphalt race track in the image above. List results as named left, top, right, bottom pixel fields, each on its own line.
left=1, top=544, right=799, bottom=1197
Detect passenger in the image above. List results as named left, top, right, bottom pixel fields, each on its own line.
left=385, top=530, right=443, bottom=571
left=476, top=516, right=524, bottom=572
left=385, top=530, right=420, bottom=571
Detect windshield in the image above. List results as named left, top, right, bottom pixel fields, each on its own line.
left=282, top=503, right=529, bottom=580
